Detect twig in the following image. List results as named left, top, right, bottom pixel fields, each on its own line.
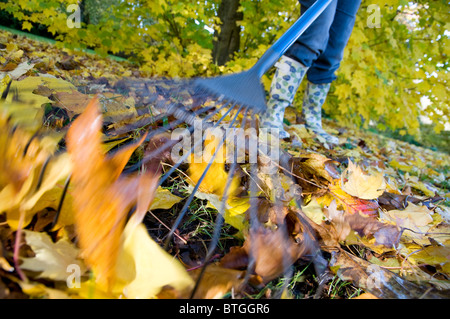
left=147, top=210, right=188, bottom=245
left=186, top=254, right=221, bottom=272
left=13, top=209, right=27, bottom=282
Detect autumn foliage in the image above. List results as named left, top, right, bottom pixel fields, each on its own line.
left=0, top=1, right=449, bottom=300
left=1, top=0, right=448, bottom=137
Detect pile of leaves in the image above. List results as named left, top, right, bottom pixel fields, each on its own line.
left=1, top=29, right=449, bottom=299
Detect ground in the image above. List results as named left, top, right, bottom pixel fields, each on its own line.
left=0, top=29, right=449, bottom=299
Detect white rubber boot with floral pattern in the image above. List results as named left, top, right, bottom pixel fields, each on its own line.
left=260, top=55, right=308, bottom=139
left=302, top=82, right=339, bottom=145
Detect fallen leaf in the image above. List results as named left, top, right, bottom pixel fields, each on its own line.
left=292, top=153, right=340, bottom=183
left=301, top=198, right=326, bottom=225
left=341, top=159, right=386, bottom=200
left=114, top=216, right=194, bottom=298
left=408, top=246, right=450, bottom=268
left=20, top=230, right=86, bottom=281
left=6, top=76, right=76, bottom=106
left=187, top=186, right=250, bottom=232
left=326, top=179, right=379, bottom=217
left=0, top=113, right=69, bottom=230
left=52, top=90, right=92, bottom=119
left=188, top=131, right=240, bottom=197
left=5, top=153, right=73, bottom=230
left=150, top=187, right=183, bottom=210
left=330, top=250, right=448, bottom=299
left=351, top=292, right=379, bottom=299
left=322, top=200, right=400, bottom=248
left=98, top=93, right=138, bottom=124
left=381, top=203, right=434, bottom=244
left=190, top=265, right=245, bottom=299
left=221, top=206, right=314, bottom=282
left=4, top=61, right=35, bottom=80
left=19, top=281, right=72, bottom=299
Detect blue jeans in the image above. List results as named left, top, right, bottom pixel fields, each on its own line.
left=285, top=0, right=361, bottom=84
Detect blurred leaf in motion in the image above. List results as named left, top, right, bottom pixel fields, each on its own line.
left=66, top=97, right=158, bottom=291
left=0, top=113, right=70, bottom=229
left=114, top=216, right=194, bottom=298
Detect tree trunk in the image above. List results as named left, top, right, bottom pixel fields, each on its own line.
left=212, top=0, right=243, bottom=66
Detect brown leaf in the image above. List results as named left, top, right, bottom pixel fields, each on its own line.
left=221, top=205, right=315, bottom=283
left=312, top=200, right=400, bottom=249
left=351, top=292, right=379, bottom=299
left=66, top=97, right=159, bottom=291
left=330, top=250, right=449, bottom=299
left=345, top=212, right=400, bottom=247
left=219, top=246, right=248, bottom=270
left=56, top=56, right=81, bottom=70
left=190, top=265, right=246, bottom=299
left=293, top=153, right=340, bottom=183
left=52, top=90, right=91, bottom=119
left=143, top=132, right=176, bottom=173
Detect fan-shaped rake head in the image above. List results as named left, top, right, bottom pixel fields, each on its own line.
left=193, top=69, right=268, bottom=115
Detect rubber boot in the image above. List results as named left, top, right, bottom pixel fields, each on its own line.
left=260, top=55, right=308, bottom=139
left=302, top=82, right=339, bottom=144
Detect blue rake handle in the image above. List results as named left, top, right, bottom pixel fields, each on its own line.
left=252, top=0, right=333, bottom=77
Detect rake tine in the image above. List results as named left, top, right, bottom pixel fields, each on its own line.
left=158, top=100, right=237, bottom=187
left=1, top=79, right=12, bottom=100
left=272, top=175, right=294, bottom=299
left=292, top=197, right=327, bottom=278
left=255, top=127, right=296, bottom=298
left=163, top=104, right=246, bottom=251
left=49, top=174, right=71, bottom=230
left=189, top=108, right=250, bottom=299
left=35, top=156, right=52, bottom=191
left=243, top=115, right=260, bottom=284
left=22, top=131, right=40, bottom=157
left=122, top=102, right=227, bottom=174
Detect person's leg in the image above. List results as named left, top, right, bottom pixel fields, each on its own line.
left=302, top=0, right=361, bottom=144
left=259, top=56, right=307, bottom=139
left=307, top=0, right=362, bottom=84
left=260, top=0, right=337, bottom=139
left=302, top=82, right=337, bottom=143
left=284, top=0, right=338, bottom=68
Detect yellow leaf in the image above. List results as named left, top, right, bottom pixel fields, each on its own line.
left=19, top=282, right=72, bottom=299
left=334, top=83, right=352, bottom=101
left=22, top=21, right=33, bottom=31
left=10, top=50, right=24, bottom=61
left=389, top=159, right=412, bottom=172
left=0, top=114, right=66, bottom=229
left=115, top=217, right=194, bottom=298
left=409, top=246, right=450, bottom=267
left=5, top=76, right=76, bottom=108
left=188, top=186, right=250, bottom=232
left=341, top=159, right=386, bottom=199
left=66, top=97, right=158, bottom=291
left=301, top=198, right=325, bottom=225
left=188, top=132, right=239, bottom=197
left=382, top=203, right=434, bottom=245
left=149, top=187, right=183, bottom=210
left=20, top=230, right=87, bottom=281
left=223, top=197, right=250, bottom=232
